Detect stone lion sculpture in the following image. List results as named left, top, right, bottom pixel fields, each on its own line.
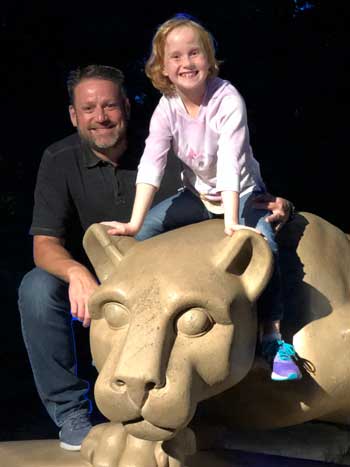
left=80, top=212, right=350, bottom=467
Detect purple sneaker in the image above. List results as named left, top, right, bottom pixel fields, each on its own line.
left=261, top=339, right=302, bottom=381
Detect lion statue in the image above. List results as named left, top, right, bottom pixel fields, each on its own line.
left=79, top=212, right=350, bottom=467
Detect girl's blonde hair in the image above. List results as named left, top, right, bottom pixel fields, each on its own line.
left=145, top=16, right=220, bottom=96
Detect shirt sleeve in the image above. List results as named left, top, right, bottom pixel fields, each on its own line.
left=30, top=149, right=73, bottom=237
left=215, top=95, right=249, bottom=193
left=136, top=99, right=172, bottom=188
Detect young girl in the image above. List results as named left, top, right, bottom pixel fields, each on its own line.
left=103, top=15, right=301, bottom=381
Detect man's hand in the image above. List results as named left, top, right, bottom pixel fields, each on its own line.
left=67, top=266, right=99, bottom=327
left=100, top=221, right=139, bottom=236
left=34, top=235, right=99, bottom=328
left=253, top=193, right=294, bottom=232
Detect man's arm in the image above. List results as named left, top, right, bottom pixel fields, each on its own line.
left=34, top=235, right=98, bottom=327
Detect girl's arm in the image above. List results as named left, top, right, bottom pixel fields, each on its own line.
left=102, top=99, right=171, bottom=237
left=221, top=190, right=261, bottom=237
left=101, top=183, right=157, bottom=236
left=222, top=190, right=239, bottom=235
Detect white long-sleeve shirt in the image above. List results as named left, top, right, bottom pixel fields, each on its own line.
left=136, top=77, right=265, bottom=201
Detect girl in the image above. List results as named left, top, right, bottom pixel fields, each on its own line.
left=103, top=15, right=301, bottom=381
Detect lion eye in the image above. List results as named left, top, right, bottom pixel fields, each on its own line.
left=176, top=307, right=213, bottom=337
left=103, top=302, right=129, bottom=329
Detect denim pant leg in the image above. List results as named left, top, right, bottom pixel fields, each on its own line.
left=18, top=267, right=91, bottom=427
left=240, top=192, right=284, bottom=322
left=136, top=189, right=212, bottom=241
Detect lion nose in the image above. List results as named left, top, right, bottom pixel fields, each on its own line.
left=112, top=376, right=164, bottom=409
left=110, top=311, right=169, bottom=409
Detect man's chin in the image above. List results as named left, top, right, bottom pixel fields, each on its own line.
left=91, top=137, right=121, bottom=150
left=78, top=130, right=126, bottom=152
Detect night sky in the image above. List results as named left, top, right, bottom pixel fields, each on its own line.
left=1, top=0, right=349, bottom=440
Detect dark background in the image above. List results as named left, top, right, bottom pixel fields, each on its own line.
left=1, top=0, right=349, bottom=441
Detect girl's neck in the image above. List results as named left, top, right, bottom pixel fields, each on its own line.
left=177, top=84, right=207, bottom=118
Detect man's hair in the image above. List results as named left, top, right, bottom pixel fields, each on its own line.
left=67, top=65, right=126, bottom=104
left=145, top=15, right=220, bottom=97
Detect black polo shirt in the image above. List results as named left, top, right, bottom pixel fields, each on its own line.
left=30, top=133, right=138, bottom=265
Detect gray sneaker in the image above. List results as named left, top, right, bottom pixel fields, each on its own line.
left=59, top=409, right=92, bottom=451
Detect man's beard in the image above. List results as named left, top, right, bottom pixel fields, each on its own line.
left=78, top=126, right=126, bottom=151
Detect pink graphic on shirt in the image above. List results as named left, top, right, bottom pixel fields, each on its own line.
left=187, top=147, right=198, bottom=161
left=183, top=146, right=207, bottom=171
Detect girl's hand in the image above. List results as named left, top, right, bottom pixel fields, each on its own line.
left=224, top=223, right=261, bottom=237
left=100, top=221, right=139, bottom=237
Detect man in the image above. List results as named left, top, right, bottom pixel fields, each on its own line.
left=18, top=64, right=293, bottom=451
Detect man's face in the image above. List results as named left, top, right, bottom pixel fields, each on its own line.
left=69, top=78, right=129, bottom=153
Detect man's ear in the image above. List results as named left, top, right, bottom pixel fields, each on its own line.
left=69, top=105, right=78, bottom=128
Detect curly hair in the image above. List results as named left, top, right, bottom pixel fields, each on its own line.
left=66, top=65, right=126, bottom=104
left=145, top=16, right=220, bottom=97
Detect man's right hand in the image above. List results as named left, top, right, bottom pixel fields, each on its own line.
left=67, top=266, right=99, bottom=327
left=34, top=235, right=99, bottom=327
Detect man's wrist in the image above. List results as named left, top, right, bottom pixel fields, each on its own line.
left=66, top=262, right=90, bottom=281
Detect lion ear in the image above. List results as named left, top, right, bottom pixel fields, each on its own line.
left=213, top=230, right=273, bottom=302
left=83, top=224, right=137, bottom=282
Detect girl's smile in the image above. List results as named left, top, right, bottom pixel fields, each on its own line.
left=162, top=26, right=210, bottom=104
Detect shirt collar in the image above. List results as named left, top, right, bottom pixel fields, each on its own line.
left=81, top=141, right=105, bottom=168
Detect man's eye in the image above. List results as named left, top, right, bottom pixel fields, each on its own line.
left=106, top=103, right=118, bottom=109
left=82, top=107, right=93, bottom=113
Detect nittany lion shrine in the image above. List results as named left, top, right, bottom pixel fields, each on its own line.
left=2, top=212, right=350, bottom=466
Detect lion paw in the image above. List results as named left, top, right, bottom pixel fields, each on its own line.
left=81, top=422, right=196, bottom=467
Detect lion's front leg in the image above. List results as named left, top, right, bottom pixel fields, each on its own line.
left=81, top=422, right=196, bottom=467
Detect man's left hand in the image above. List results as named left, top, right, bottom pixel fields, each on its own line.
left=253, top=193, right=294, bottom=232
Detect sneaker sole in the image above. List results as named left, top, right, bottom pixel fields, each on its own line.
left=271, top=371, right=302, bottom=381
left=59, top=440, right=82, bottom=451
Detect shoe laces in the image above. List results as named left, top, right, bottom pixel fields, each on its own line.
left=66, top=410, right=91, bottom=430
left=262, top=339, right=297, bottom=362
left=275, top=340, right=297, bottom=361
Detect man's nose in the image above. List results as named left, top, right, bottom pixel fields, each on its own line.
left=95, top=107, right=108, bottom=122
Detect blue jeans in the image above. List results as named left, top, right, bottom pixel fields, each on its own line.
left=137, top=189, right=283, bottom=321
left=18, top=268, right=91, bottom=427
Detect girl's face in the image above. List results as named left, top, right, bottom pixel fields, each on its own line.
left=162, top=25, right=210, bottom=101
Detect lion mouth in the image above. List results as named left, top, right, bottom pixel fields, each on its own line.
left=123, top=416, right=176, bottom=441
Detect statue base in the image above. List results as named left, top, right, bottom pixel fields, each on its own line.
left=0, top=440, right=236, bottom=467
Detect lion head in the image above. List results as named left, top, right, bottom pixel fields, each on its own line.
left=83, top=219, right=272, bottom=441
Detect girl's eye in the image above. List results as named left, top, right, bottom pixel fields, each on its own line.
left=175, top=307, right=213, bottom=337
left=103, top=302, right=130, bottom=329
